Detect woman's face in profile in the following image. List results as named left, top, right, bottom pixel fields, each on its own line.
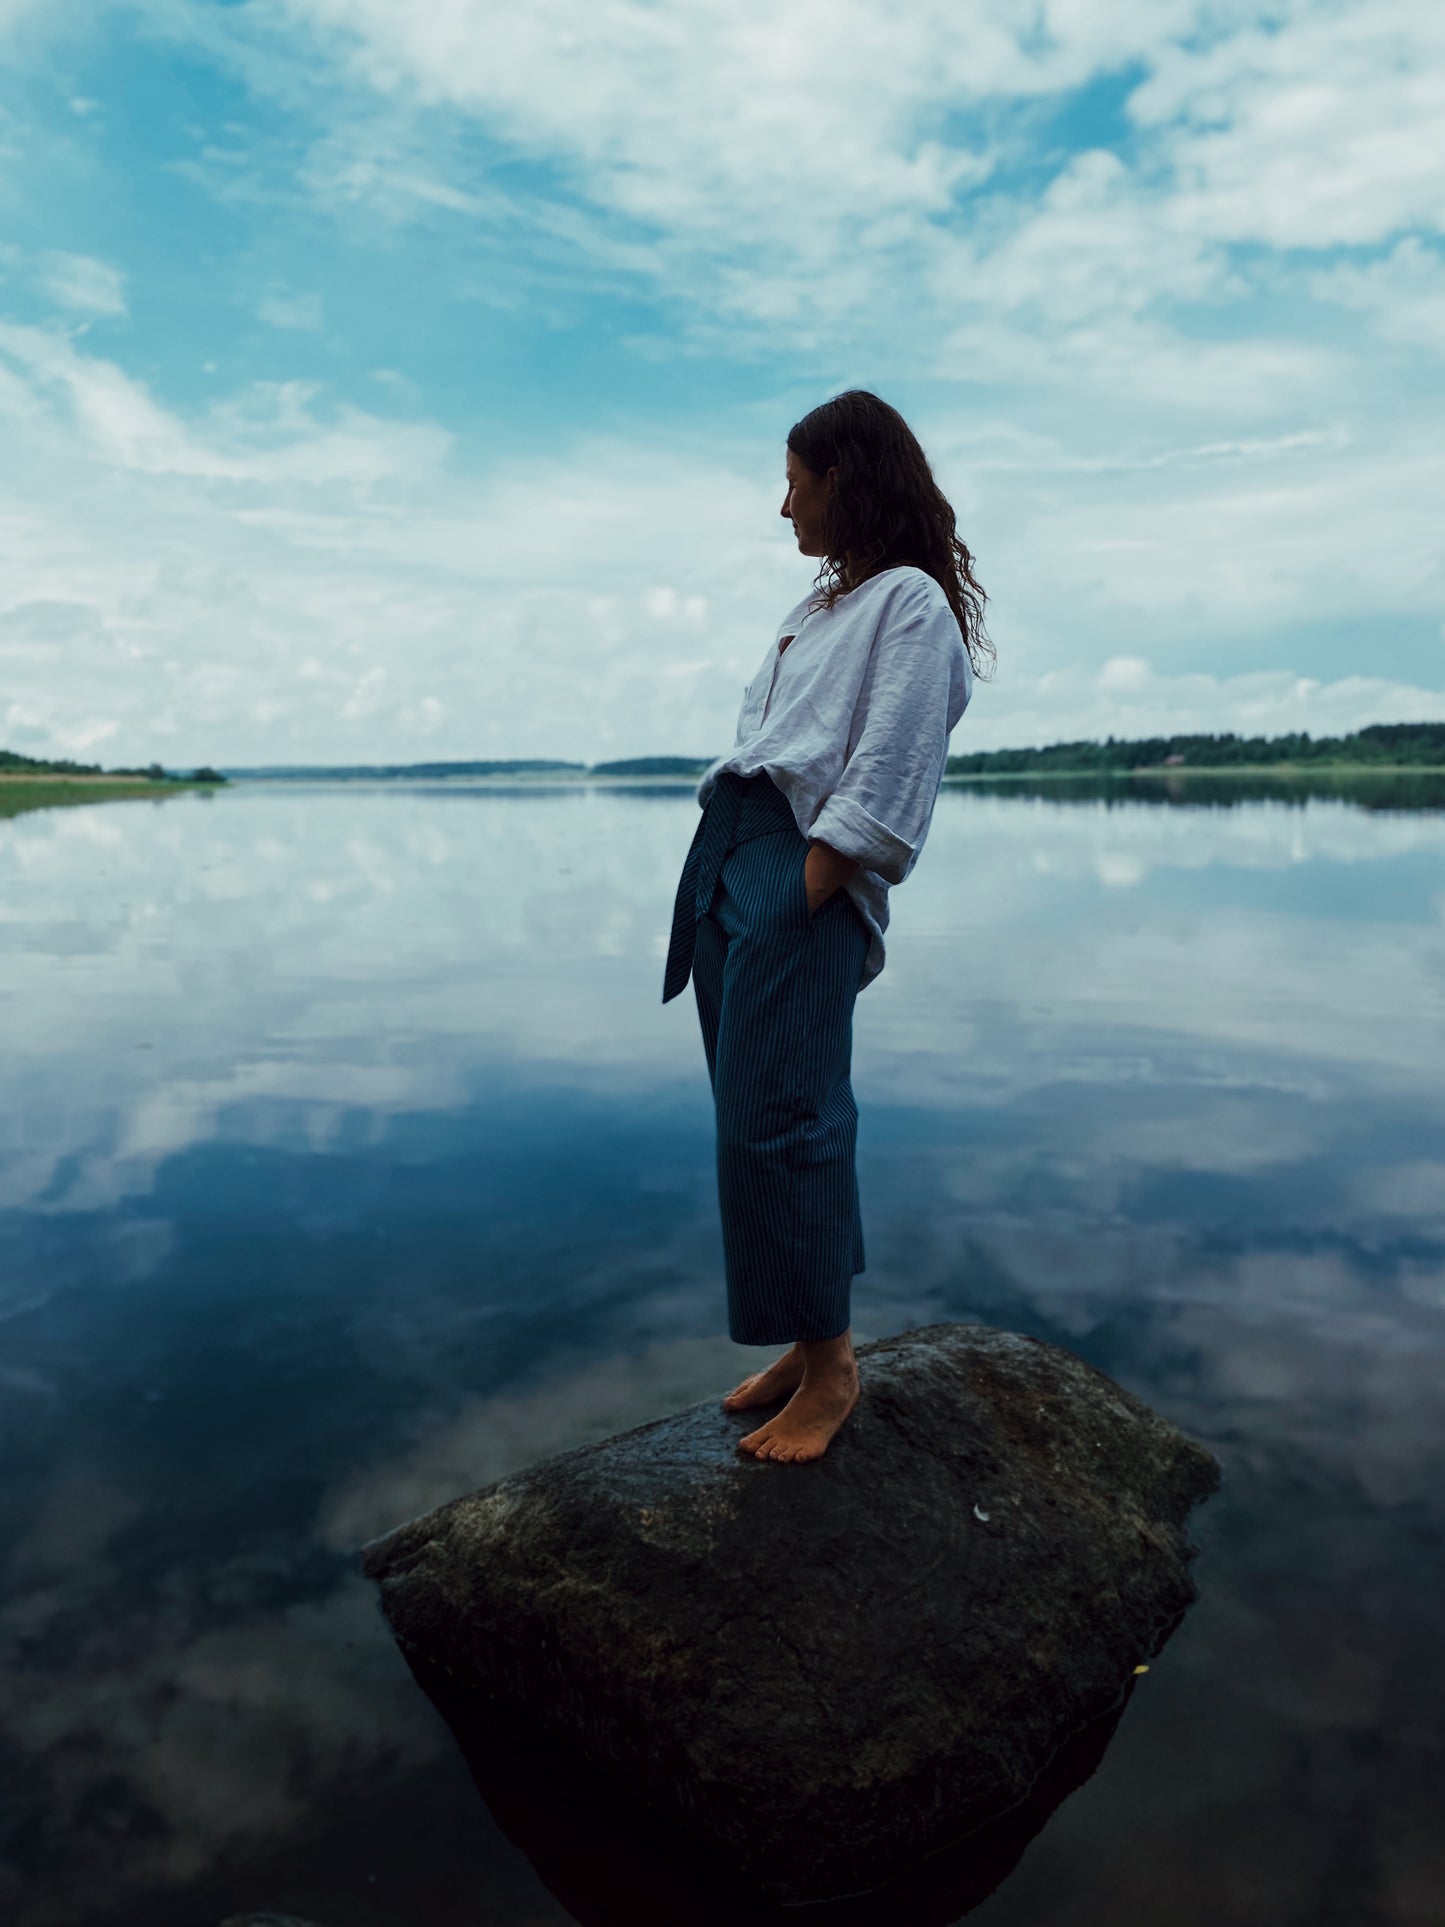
left=781, top=447, right=835, bottom=559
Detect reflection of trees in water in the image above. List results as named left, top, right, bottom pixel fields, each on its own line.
left=947, top=772, right=1445, bottom=813
left=0, top=780, right=210, bottom=821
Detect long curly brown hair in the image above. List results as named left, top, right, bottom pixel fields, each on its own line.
left=787, top=389, right=994, bottom=680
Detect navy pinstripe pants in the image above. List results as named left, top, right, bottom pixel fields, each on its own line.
left=663, top=772, right=871, bottom=1345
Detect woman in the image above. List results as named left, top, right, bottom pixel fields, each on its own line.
left=662, top=389, right=993, bottom=1464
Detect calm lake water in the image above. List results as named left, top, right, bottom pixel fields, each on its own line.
left=3, top=775, right=1444, bottom=1927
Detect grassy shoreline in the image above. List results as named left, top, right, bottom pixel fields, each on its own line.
left=0, top=776, right=221, bottom=818
left=0, top=774, right=223, bottom=785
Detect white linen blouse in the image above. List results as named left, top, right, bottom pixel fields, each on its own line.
left=696, top=564, right=973, bottom=991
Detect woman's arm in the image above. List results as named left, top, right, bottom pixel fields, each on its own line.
left=806, top=584, right=960, bottom=887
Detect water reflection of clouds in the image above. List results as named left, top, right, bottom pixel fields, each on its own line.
left=866, top=1199, right=1445, bottom=1513
left=4, top=1239, right=1444, bottom=1920
left=2, top=782, right=1441, bottom=1233
left=0, top=1056, right=467, bottom=1222
left=0, top=1563, right=445, bottom=1920
left=3, top=782, right=1439, bottom=1021
left=1355, top=1160, right=1445, bottom=1227
left=0, top=1334, right=797, bottom=1927
left=965, top=791, right=1445, bottom=882
left=5, top=782, right=1441, bottom=1310
left=4, top=780, right=1445, bottom=1924
left=9, top=1243, right=1433, bottom=1927
left=889, top=928, right=1442, bottom=1097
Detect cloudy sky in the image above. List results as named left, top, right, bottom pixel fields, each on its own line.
left=1, top=0, right=1442, bottom=768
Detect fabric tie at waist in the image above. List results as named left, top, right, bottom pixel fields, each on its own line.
left=661, top=771, right=796, bottom=1003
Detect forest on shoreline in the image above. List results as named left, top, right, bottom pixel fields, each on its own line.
left=943, top=722, right=1445, bottom=776
left=0, top=750, right=225, bottom=782
left=224, top=722, right=1445, bottom=780
left=6, top=722, right=1443, bottom=787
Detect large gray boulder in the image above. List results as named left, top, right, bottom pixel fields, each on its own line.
left=362, top=1323, right=1220, bottom=1904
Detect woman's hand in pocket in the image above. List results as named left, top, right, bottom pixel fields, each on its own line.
left=804, top=838, right=859, bottom=918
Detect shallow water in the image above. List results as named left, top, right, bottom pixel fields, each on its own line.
left=2, top=776, right=1443, bottom=1927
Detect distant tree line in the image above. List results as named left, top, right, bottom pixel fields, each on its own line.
left=587, top=757, right=713, bottom=776
left=11, top=725, right=1442, bottom=788
left=944, top=723, right=1445, bottom=775
left=596, top=729, right=1445, bottom=779
left=1, top=748, right=105, bottom=774
left=0, top=748, right=226, bottom=782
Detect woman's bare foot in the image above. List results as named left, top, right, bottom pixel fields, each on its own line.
left=737, top=1334, right=859, bottom=1463
left=722, top=1343, right=806, bottom=1412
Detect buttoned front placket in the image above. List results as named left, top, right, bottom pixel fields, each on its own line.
left=761, top=646, right=785, bottom=724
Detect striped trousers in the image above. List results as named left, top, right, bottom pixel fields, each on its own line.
left=662, top=771, right=871, bottom=1345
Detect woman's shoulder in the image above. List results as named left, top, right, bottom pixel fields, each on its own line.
left=861, top=569, right=961, bottom=647
left=794, top=566, right=952, bottom=636
left=853, top=564, right=950, bottom=614
left=843, top=562, right=955, bottom=616
left=862, top=566, right=968, bottom=672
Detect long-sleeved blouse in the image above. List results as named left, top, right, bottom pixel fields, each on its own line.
left=695, top=563, right=973, bottom=990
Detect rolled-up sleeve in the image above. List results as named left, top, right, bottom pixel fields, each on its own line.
left=807, top=589, right=959, bottom=885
